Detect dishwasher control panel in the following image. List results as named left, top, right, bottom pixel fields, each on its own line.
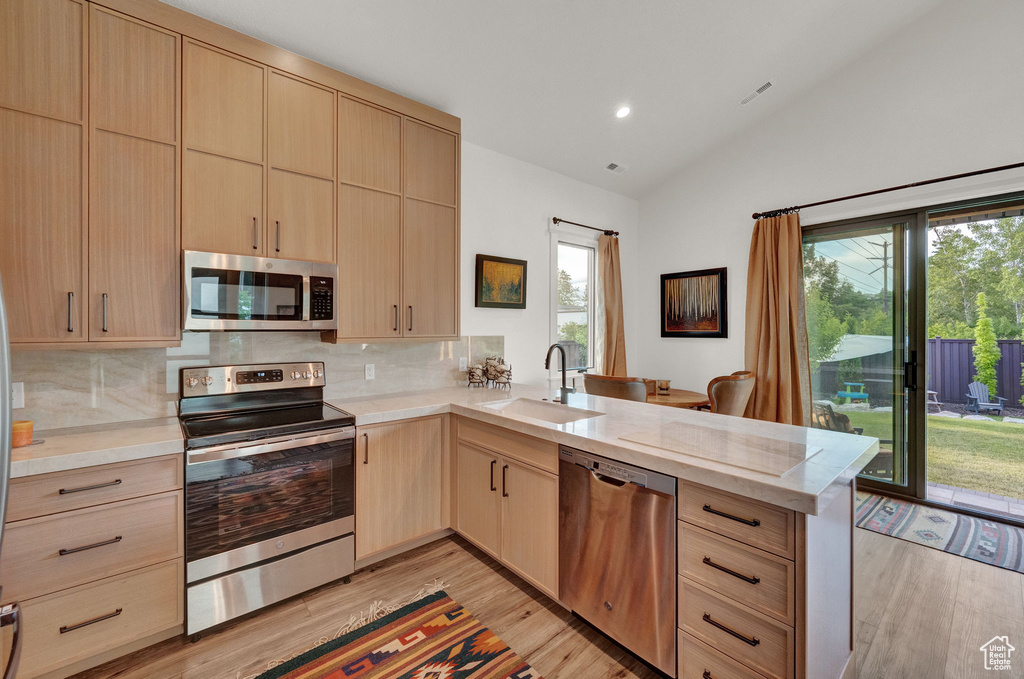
left=559, top=446, right=676, bottom=495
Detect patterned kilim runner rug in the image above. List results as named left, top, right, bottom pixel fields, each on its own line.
left=256, top=590, right=543, bottom=679
left=855, top=491, right=1024, bottom=573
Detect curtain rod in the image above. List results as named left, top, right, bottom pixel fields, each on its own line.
left=551, top=217, right=619, bottom=237
left=751, top=160, right=1024, bottom=220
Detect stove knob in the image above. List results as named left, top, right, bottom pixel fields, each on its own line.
left=185, top=377, right=199, bottom=388
left=313, top=369, right=322, bottom=379
left=291, top=371, right=300, bottom=380
left=201, top=376, right=213, bottom=386
left=302, top=370, right=312, bottom=379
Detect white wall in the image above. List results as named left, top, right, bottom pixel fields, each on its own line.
left=460, top=141, right=639, bottom=385
left=635, top=0, right=1024, bottom=392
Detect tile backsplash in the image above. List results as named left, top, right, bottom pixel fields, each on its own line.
left=12, top=332, right=504, bottom=430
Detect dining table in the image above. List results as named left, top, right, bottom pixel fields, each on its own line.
left=645, top=388, right=710, bottom=410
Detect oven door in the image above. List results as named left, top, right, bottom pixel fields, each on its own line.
left=185, top=428, right=354, bottom=583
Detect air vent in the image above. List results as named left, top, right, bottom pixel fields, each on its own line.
left=605, top=163, right=627, bottom=175
left=740, top=80, right=774, bottom=106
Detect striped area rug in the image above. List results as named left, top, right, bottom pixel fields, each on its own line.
left=855, top=491, right=1024, bottom=573
left=256, top=590, right=543, bottom=679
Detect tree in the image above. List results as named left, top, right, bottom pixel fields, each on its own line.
left=806, top=287, right=847, bottom=365
left=972, top=292, right=1000, bottom=393
left=557, top=269, right=585, bottom=307
left=929, top=225, right=981, bottom=327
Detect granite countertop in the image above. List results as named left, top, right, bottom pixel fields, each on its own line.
left=328, top=385, right=878, bottom=515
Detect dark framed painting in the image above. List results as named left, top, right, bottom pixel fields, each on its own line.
left=661, top=267, right=727, bottom=338
left=475, top=254, right=527, bottom=309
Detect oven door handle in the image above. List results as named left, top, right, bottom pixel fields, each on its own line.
left=187, top=428, right=356, bottom=465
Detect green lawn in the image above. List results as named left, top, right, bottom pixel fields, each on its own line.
left=844, top=410, right=1024, bottom=499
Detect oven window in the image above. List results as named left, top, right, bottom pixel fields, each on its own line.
left=185, top=440, right=353, bottom=563
left=190, top=267, right=303, bottom=321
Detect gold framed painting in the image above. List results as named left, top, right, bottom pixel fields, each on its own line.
left=475, top=254, right=527, bottom=309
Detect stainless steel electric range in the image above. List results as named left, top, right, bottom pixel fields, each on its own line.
left=178, top=362, right=355, bottom=635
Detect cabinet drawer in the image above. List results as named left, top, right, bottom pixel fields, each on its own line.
left=8, top=455, right=182, bottom=522
left=679, top=483, right=795, bottom=559
left=679, top=522, right=795, bottom=625
left=1, top=491, right=183, bottom=602
left=679, top=629, right=769, bottom=679
left=678, top=577, right=793, bottom=679
left=16, top=559, right=183, bottom=679
left=457, top=418, right=557, bottom=473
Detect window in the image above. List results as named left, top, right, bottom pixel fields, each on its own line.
left=555, top=242, right=595, bottom=370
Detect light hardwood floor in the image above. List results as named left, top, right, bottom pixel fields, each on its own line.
left=73, top=529, right=1024, bottom=679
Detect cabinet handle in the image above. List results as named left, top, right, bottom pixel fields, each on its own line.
left=702, top=504, right=760, bottom=527
left=275, top=220, right=281, bottom=253
left=393, top=305, right=399, bottom=332
left=59, top=479, right=122, bottom=495
left=489, top=459, right=496, bottom=492
left=703, top=672, right=713, bottom=679
left=702, top=612, right=760, bottom=647
left=702, top=556, right=760, bottom=584
left=408, top=306, right=413, bottom=332
left=362, top=432, right=369, bottom=465
left=59, top=535, right=122, bottom=556
left=501, top=464, right=509, bottom=497
left=252, top=217, right=259, bottom=250
left=67, top=292, right=74, bottom=332
left=101, top=293, right=109, bottom=332
left=60, top=608, right=122, bottom=634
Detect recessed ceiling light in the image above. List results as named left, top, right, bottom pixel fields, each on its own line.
left=615, top=106, right=631, bottom=119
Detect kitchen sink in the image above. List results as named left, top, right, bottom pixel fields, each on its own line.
left=479, top=398, right=604, bottom=424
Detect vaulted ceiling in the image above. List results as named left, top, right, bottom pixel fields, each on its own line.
left=161, top=0, right=945, bottom=198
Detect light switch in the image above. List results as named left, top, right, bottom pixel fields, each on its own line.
left=364, top=364, right=375, bottom=380
left=11, top=382, right=25, bottom=409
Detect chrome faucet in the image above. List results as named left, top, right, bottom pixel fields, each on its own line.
left=544, top=343, right=576, bottom=403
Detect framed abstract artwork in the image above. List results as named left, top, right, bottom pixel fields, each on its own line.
left=475, top=254, right=527, bottom=309
left=661, top=267, right=727, bottom=338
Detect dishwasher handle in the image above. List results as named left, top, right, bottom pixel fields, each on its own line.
left=591, top=470, right=627, bottom=487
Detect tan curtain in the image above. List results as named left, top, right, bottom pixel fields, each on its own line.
left=744, top=213, right=811, bottom=425
left=599, top=234, right=627, bottom=376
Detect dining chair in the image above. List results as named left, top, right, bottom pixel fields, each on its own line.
left=583, top=374, right=648, bottom=402
left=707, top=370, right=755, bottom=416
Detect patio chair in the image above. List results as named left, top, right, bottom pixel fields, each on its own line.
left=966, top=381, right=1007, bottom=415
left=811, top=403, right=863, bottom=435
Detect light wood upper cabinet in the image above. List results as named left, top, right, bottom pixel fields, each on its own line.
left=338, top=96, right=401, bottom=193
left=404, top=119, right=457, bottom=206
left=90, top=131, right=179, bottom=341
left=269, top=71, right=334, bottom=179
left=0, top=0, right=85, bottom=123
left=268, top=169, right=334, bottom=263
left=183, top=151, right=263, bottom=256
left=355, top=417, right=444, bottom=560
left=337, top=185, right=401, bottom=338
left=183, top=40, right=264, bottom=164
left=403, top=199, right=458, bottom=337
left=500, top=457, right=559, bottom=597
left=90, top=6, right=178, bottom=143
left=455, top=442, right=501, bottom=558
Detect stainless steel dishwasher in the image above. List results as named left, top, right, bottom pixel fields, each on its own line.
left=559, top=446, right=677, bottom=676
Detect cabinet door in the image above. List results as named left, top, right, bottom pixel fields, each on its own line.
left=404, top=119, right=457, bottom=205
left=337, top=185, right=401, bottom=338
left=355, top=417, right=444, bottom=560
left=0, top=109, right=86, bottom=342
left=338, top=96, right=400, bottom=193
left=90, top=132, right=178, bottom=341
left=455, top=442, right=500, bottom=558
left=183, top=150, right=263, bottom=256
left=268, top=169, right=334, bottom=263
left=501, top=458, right=559, bottom=597
left=183, top=40, right=264, bottom=164
left=269, top=71, right=334, bottom=179
left=403, top=199, right=457, bottom=337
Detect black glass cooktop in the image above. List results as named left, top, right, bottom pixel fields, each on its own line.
left=182, top=403, right=355, bottom=450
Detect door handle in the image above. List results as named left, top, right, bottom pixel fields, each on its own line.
left=362, top=432, right=369, bottom=465
left=67, top=292, right=74, bottom=332
left=702, top=556, right=760, bottom=584
left=501, top=464, right=509, bottom=497
left=904, top=350, right=918, bottom=391
left=702, top=612, right=760, bottom=646
left=275, top=220, right=281, bottom=253
left=102, top=293, right=109, bottom=332
left=702, top=504, right=760, bottom=527
left=489, top=459, right=496, bottom=491
left=408, top=306, right=413, bottom=332
left=393, top=305, right=399, bottom=333
left=59, top=535, right=122, bottom=556
left=59, top=608, right=123, bottom=634
left=252, top=217, right=259, bottom=250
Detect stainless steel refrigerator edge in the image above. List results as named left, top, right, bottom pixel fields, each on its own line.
left=0, top=276, right=22, bottom=678
left=559, top=446, right=677, bottom=676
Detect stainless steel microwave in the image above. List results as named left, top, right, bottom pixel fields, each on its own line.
left=183, top=251, right=338, bottom=331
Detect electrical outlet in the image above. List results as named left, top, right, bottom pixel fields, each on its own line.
left=459, top=357, right=468, bottom=371
left=364, top=364, right=375, bottom=380
left=11, top=382, right=25, bottom=409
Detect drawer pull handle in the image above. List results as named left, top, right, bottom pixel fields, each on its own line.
left=703, top=672, right=713, bottom=679
left=59, top=479, right=122, bottom=495
left=702, top=556, right=760, bottom=585
left=702, top=612, right=760, bottom=647
left=702, top=504, right=760, bottom=527
left=59, top=535, right=122, bottom=556
left=59, top=608, right=122, bottom=634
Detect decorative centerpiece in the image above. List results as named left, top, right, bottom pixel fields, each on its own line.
left=467, top=356, right=512, bottom=389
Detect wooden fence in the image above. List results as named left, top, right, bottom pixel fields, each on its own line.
left=928, top=337, right=1023, bottom=405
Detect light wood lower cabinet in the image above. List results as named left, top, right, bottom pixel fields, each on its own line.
left=355, top=416, right=445, bottom=560
left=455, top=442, right=500, bottom=557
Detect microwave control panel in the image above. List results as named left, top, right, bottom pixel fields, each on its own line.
left=311, top=277, right=334, bottom=321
